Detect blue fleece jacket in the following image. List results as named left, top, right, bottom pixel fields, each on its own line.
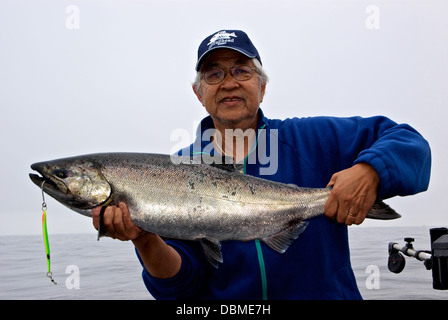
left=137, top=109, right=431, bottom=300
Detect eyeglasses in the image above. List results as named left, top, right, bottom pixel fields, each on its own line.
left=201, top=65, right=258, bottom=85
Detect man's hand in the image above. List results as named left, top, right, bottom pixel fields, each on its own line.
left=324, top=163, right=380, bottom=226
left=92, top=203, right=182, bottom=279
left=92, top=202, right=147, bottom=241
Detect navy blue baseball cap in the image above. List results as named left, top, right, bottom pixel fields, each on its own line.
left=195, top=30, right=262, bottom=71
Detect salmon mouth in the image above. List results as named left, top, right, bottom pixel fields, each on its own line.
left=29, top=163, right=69, bottom=195
left=29, top=173, right=66, bottom=195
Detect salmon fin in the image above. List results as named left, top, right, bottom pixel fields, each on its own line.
left=261, top=221, right=309, bottom=253
left=209, top=162, right=238, bottom=172
left=208, top=156, right=239, bottom=172
left=366, top=200, right=401, bottom=220
left=199, top=238, right=223, bottom=268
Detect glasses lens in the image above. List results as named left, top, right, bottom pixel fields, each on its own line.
left=203, top=66, right=254, bottom=84
left=231, top=66, right=253, bottom=81
left=204, top=69, right=225, bottom=84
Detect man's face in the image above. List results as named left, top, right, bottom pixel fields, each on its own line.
left=193, top=49, right=266, bottom=129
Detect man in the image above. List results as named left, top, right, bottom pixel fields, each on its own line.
left=92, top=30, right=431, bottom=299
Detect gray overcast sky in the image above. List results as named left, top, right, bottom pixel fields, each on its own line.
left=0, top=0, right=446, bottom=235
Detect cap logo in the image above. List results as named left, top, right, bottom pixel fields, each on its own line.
left=207, top=31, right=237, bottom=48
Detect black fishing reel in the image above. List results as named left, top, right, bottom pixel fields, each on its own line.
left=388, top=227, right=448, bottom=290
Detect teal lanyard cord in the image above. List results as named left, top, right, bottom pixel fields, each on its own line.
left=254, top=240, right=268, bottom=300
left=243, top=126, right=268, bottom=300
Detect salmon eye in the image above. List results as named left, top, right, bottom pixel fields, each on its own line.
left=55, top=169, right=68, bottom=179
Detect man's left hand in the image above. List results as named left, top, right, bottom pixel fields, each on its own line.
left=324, top=163, right=380, bottom=225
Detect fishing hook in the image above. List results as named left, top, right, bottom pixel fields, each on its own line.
left=41, top=180, right=47, bottom=211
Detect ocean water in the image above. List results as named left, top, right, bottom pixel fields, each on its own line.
left=0, top=226, right=446, bottom=300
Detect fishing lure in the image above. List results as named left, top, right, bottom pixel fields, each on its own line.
left=41, top=181, right=57, bottom=285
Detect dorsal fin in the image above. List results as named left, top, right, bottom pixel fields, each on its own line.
left=209, top=162, right=239, bottom=172
left=207, top=155, right=240, bottom=172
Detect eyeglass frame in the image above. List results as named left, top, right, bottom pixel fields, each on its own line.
left=200, top=65, right=260, bottom=85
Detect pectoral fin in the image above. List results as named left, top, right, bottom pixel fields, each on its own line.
left=199, top=238, right=223, bottom=268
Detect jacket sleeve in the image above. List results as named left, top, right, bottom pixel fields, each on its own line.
left=136, top=240, right=207, bottom=299
left=284, top=115, right=431, bottom=198
left=352, top=117, right=431, bottom=198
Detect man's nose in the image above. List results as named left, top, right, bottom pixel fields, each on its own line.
left=220, top=70, right=239, bottom=89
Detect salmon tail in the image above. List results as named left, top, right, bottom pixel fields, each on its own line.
left=366, top=200, right=401, bottom=220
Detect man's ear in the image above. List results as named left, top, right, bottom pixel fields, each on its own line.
left=260, top=83, right=267, bottom=103
left=192, top=85, right=204, bottom=106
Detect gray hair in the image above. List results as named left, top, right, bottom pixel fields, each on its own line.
left=193, top=58, right=269, bottom=95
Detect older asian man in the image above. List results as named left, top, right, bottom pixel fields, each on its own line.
left=92, top=30, right=431, bottom=299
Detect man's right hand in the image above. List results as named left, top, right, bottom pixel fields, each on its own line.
left=92, top=203, right=182, bottom=279
left=92, top=202, right=147, bottom=241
